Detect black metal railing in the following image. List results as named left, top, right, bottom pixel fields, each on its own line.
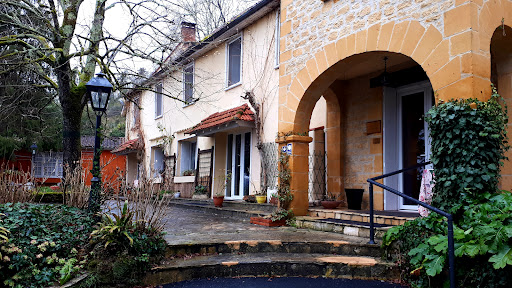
left=367, top=162, right=456, bottom=288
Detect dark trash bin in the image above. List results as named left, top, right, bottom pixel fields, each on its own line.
left=345, top=188, right=364, bottom=210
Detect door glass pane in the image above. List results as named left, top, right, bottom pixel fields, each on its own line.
left=401, top=92, right=425, bottom=205
left=243, top=132, right=251, bottom=196
left=234, top=134, right=242, bottom=196
left=226, top=135, right=233, bottom=197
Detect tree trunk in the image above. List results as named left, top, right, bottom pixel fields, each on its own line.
left=57, top=63, right=84, bottom=171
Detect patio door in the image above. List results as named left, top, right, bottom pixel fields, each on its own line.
left=383, top=81, right=433, bottom=210
left=225, top=132, right=251, bottom=200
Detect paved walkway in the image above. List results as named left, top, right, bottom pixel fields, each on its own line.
left=162, top=206, right=369, bottom=245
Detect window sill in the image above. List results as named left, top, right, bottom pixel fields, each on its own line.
left=182, top=100, right=197, bottom=108
left=225, top=82, right=242, bottom=91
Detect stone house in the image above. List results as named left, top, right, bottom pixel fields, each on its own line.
left=116, top=0, right=512, bottom=215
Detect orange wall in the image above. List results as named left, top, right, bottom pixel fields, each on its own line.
left=81, top=150, right=126, bottom=186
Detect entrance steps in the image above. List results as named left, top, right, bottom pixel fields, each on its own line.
left=296, top=208, right=418, bottom=239
left=143, top=240, right=399, bottom=285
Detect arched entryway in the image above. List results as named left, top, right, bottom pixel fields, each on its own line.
left=491, top=25, right=512, bottom=189
left=279, top=51, right=436, bottom=216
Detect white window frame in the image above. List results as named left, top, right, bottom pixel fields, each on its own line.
left=274, top=10, right=280, bottom=69
left=155, top=83, right=163, bottom=119
left=152, top=146, right=165, bottom=178
left=183, top=63, right=195, bottom=106
left=33, top=152, right=63, bottom=178
left=225, top=34, right=243, bottom=90
left=131, top=97, right=140, bottom=128
left=179, top=140, right=197, bottom=175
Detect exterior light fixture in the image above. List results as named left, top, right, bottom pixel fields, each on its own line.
left=86, top=72, right=113, bottom=113
left=85, top=72, right=113, bottom=213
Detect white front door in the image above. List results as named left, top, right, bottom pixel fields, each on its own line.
left=383, top=81, right=433, bottom=210
left=225, top=132, right=251, bottom=200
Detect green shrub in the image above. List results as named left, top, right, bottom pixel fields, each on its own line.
left=425, top=88, right=509, bottom=212
left=33, top=191, right=64, bottom=203
left=383, top=88, right=512, bottom=287
left=84, top=201, right=166, bottom=287
left=194, top=184, right=207, bottom=195
left=0, top=203, right=94, bottom=287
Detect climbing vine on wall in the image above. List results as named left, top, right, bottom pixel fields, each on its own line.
left=271, top=151, right=294, bottom=221
left=425, top=86, right=509, bottom=213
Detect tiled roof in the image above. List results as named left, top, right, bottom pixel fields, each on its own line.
left=81, top=136, right=124, bottom=150
left=111, top=138, right=141, bottom=155
left=188, top=104, right=255, bottom=134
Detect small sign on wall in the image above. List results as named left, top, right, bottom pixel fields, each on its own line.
left=287, top=143, right=292, bottom=155
left=281, top=146, right=287, bottom=153
left=366, top=120, right=381, bottom=135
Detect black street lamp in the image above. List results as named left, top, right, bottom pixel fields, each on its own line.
left=86, top=72, right=112, bottom=213
left=30, top=142, right=37, bottom=177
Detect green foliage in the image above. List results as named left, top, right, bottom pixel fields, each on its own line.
left=194, top=184, right=207, bottom=195
left=84, top=201, right=166, bottom=287
left=384, top=89, right=512, bottom=287
left=0, top=203, right=94, bottom=287
left=425, top=87, right=509, bottom=212
left=183, top=169, right=195, bottom=176
left=384, top=192, right=512, bottom=287
left=33, top=191, right=64, bottom=203
left=270, top=152, right=294, bottom=222
left=90, top=200, right=135, bottom=249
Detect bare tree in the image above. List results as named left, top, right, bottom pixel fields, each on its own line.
left=0, top=0, right=259, bottom=169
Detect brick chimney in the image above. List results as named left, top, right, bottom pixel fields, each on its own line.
left=181, top=22, right=196, bottom=43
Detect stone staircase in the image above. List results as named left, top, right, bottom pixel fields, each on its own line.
left=295, top=208, right=418, bottom=239
left=143, top=240, right=400, bottom=285
left=169, top=198, right=418, bottom=240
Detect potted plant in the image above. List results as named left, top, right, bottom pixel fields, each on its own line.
left=321, top=192, right=341, bottom=209
left=269, top=192, right=278, bottom=205
left=213, top=172, right=230, bottom=207
left=182, top=169, right=195, bottom=176
left=255, top=191, right=266, bottom=204
left=192, top=184, right=208, bottom=200
left=345, top=188, right=364, bottom=210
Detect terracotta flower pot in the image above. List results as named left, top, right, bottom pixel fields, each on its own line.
left=321, top=200, right=341, bottom=209
left=213, top=196, right=224, bottom=207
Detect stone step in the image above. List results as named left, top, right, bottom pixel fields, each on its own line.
left=169, top=199, right=272, bottom=219
left=143, top=253, right=399, bottom=285
left=166, top=240, right=381, bottom=258
left=308, top=208, right=417, bottom=226
left=294, top=217, right=391, bottom=239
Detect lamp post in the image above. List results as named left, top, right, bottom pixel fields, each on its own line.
left=86, top=72, right=112, bottom=214
left=30, top=143, right=37, bottom=177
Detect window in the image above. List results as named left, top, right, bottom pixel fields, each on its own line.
left=33, top=152, right=63, bottom=178
left=183, top=63, right=194, bottom=104
left=132, top=97, right=140, bottom=128
left=155, top=83, right=163, bottom=118
left=152, top=147, right=165, bottom=177
left=180, top=141, right=197, bottom=175
left=226, top=36, right=242, bottom=87
left=275, top=10, right=280, bottom=68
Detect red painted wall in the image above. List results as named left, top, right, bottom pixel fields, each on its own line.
left=2, top=150, right=126, bottom=187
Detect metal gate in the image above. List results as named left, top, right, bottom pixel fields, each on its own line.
left=309, top=151, right=326, bottom=201
left=194, top=147, right=214, bottom=196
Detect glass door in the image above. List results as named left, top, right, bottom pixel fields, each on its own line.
left=397, top=84, right=433, bottom=210
left=225, top=132, right=251, bottom=199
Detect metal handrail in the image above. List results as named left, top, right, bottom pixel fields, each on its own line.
left=366, top=161, right=456, bottom=288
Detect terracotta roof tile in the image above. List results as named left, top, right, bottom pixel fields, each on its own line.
left=188, top=104, right=254, bottom=134
left=112, top=138, right=141, bottom=154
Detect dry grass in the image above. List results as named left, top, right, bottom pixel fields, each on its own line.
left=0, top=164, right=35, bottom=204
left=109, top=169, right=170, bottom=232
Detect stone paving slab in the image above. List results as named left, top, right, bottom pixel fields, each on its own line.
left=162, top=206, right=371, bottom=246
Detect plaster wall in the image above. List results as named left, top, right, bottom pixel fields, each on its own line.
left=132, top=10, right=279, bottom=189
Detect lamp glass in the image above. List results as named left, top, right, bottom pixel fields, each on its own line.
left=91, top=91, right=107, bottom=110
